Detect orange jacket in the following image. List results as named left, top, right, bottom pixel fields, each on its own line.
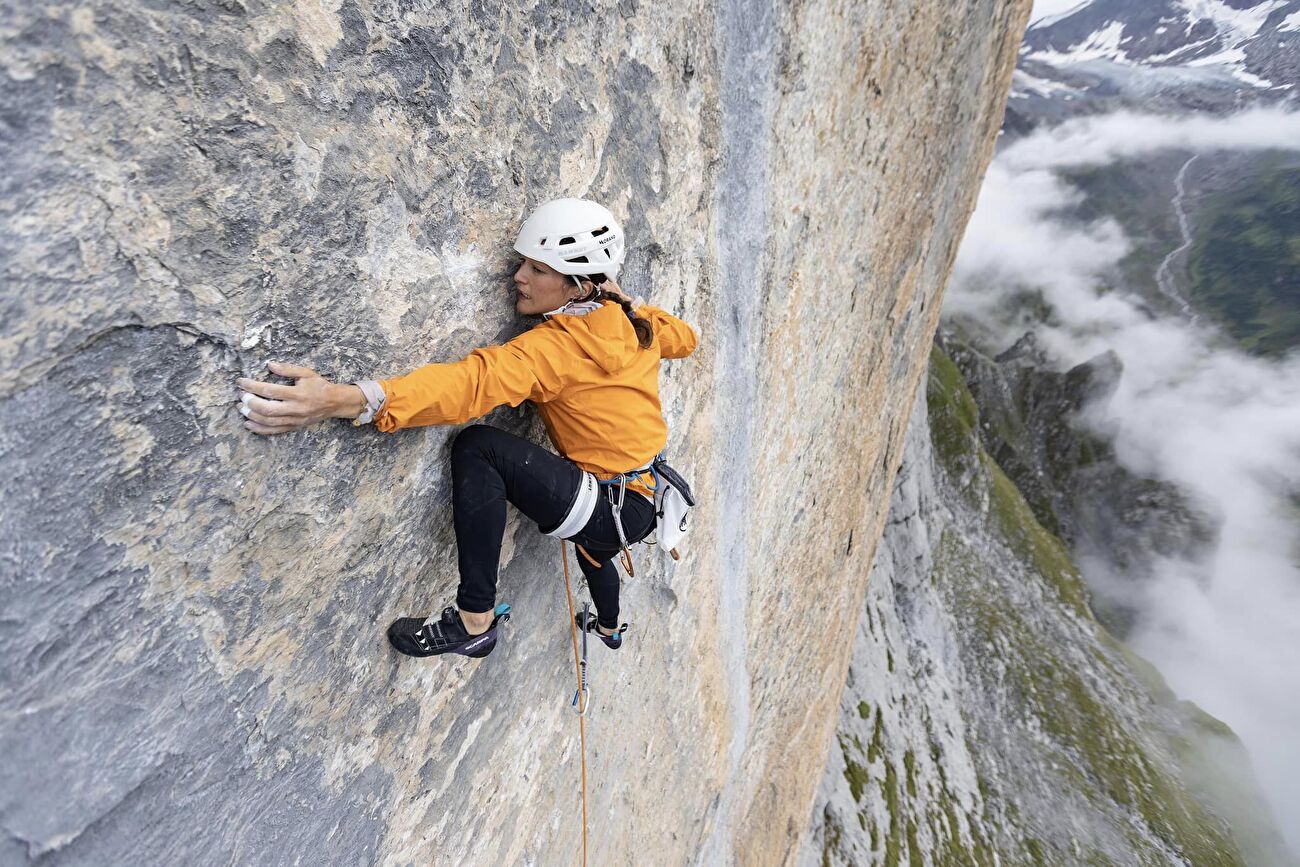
left=374, top=300, right=698, bottom=499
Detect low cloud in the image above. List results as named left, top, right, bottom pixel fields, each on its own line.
left=999, top=109, right=1300, bottom=172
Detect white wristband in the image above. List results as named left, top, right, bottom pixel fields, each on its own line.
left=351, top=380, right=387, bottom=426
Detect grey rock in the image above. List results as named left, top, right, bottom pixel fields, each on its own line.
left=0, top=0, right=1030, bottom=863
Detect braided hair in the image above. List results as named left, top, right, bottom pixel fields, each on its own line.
left=575, top=274, right=654, bottom=349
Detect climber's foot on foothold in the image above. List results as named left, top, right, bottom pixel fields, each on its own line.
left=388, top=604, right=511, bottom=658
left=575, top=611, right=628, bottom=650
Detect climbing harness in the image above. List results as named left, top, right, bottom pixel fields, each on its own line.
left=545, top=451, right=696, bottom=575
left=596, top=464, right=646, bottom=576
left=559, top=541, right=590, bottom=867
left=596, top=454, right=697, bottom=568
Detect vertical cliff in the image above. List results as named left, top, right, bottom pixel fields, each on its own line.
left=0, top=1, right=1027, bottom=863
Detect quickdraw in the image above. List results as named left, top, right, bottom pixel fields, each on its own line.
left=572, top=600, right=591, bottom=717
left=595, top=459, right=659, bottom=577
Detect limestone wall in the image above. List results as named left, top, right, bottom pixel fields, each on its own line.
left=0, top=0, right=1027, bottom=863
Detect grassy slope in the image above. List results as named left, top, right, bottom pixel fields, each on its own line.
left=1186, top=164, right=1300, bottom=356
left=933, top=345, right=1245, bottom=863
left=1065, top=156, right=1300, bottom=357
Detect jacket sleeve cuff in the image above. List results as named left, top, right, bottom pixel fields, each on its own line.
left=350, top=379, right=387, bottom=426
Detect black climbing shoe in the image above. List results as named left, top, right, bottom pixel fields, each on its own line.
left=388, top=603, right=511, bottom=658
left=575, top=611, right=628, bottom=650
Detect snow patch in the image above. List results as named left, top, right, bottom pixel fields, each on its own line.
left=1011, top=68, right=1081, bottom=98
left=1182, top=43, right=1275, bottom=87
left=1179, top=0, right=1289, bottom=41
left=1231, top=66, right=1277, bottom=89
left=1030, top=21, right=1131, bottom=65
left=1029, top=0, right=1098, bottom=30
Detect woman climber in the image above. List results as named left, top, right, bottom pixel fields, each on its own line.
left=234, top=198, right=698, bottom=659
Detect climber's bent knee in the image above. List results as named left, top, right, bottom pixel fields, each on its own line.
left=450, top=423, right=498, bottom=460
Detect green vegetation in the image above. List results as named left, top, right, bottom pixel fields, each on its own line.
left=882, top=761, right=902, bottom=867
left=841, top=734, right=870, bottom=803
left=868, top=708, right=885, bottom=763
left=1187, top=165, right=1300, bottom=355
left=935, top=523, right=1245, bottom=865
left=926, top=344, right=980, bottom=470
left=818, top=346, right=1255, bottom=864
left=1062, top=158, right=1300, bottom=355
left=982, top=452, right=1090, bottom=618
left=822, top=805, right=843, bottom=867
left=1061, top=161, right=1183, bottom=296
left=907, top=819, right=924, bottom=867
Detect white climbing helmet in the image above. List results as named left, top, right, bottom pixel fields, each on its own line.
left=513, top=197, right=625, bottom=280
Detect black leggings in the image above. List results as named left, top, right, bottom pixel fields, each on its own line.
left=450, top=424, right=656, bottom=629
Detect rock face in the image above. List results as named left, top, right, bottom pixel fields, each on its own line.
left=0, top=1, right=1027, bottom=863
left=801, top=348, right=1291, bottom=866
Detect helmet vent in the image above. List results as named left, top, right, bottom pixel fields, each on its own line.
left=559, top=236, right=576, bottom=246
left=538, top=237, right=547, bottom=246
left=591, top=226, right=609, bottom=237
left=567, top=255, right=590, bottom=264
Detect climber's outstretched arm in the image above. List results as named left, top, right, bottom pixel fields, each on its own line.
left=236, top=324, right=577, bottom=436
left=370, top=328, right=574, bottom=431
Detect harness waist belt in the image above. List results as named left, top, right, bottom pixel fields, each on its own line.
left=544, top=471, right=600, bottom=539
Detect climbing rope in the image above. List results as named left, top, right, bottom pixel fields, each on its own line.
left=559, top=541, right=589, bottom=867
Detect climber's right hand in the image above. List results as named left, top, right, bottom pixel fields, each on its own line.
left=236, top=361, right=361, bottom=435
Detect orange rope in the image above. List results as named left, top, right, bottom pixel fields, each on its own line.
left=560, top=541, right=589, bottom=867
left=578, top=541, right=634, bottom=578
left=576, top=544, right=601, bottom=569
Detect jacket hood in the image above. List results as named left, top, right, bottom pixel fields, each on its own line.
left=543, top=300, right=639, bottom=375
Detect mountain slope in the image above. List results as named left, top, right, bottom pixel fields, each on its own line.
left=1009, top=0, right=1300, bottom=129
left=801, top=345, right=1290, bottom=866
